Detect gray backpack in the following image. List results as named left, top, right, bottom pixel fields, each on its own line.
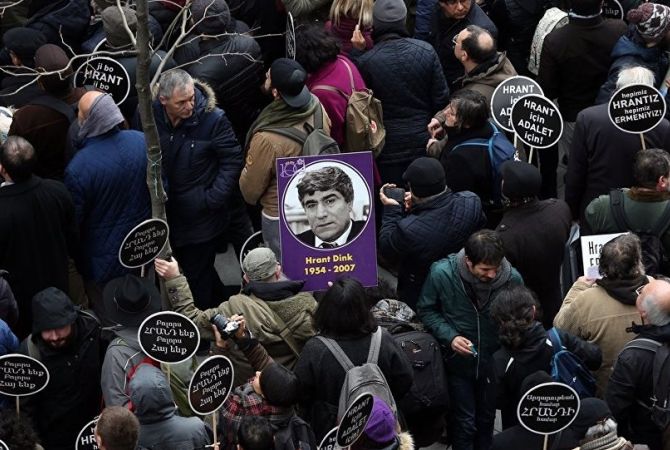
left=316, top=327, right=397, bottom=420
left=267, top=107, right=340, bottom=156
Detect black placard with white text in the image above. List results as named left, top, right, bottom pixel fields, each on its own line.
left=138, top=311, right=200, bottom=364
left=74, top=57, right=131, bottom=105
left=511, top=94, right=563, bottom=148
left=188, top=355, right=234, bottom=415
left=608, top=84, right=666, bottom=134
left=336, top=393, right=374, bottom=447
left=517, top=382, right=580, bottom=435
left=0, top=354, right=49, bottom=396
left=491, top=76, right=544, bottom=132
left=118, top=218, right=169, bottom=269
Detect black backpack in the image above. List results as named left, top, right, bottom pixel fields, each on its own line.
left=270, top=413, right=317, bottom=450
left=619, top=338, right=670, bottom=429
left=388, top=324, right=450, bottom=414
left=267, top=107, right=340, bottom=156
left=609, top=189, right=670, bottom=276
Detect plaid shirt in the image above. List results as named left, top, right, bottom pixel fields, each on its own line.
left=219, top=381, right=287, bottom=450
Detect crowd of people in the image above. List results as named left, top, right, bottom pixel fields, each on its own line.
left=1, top=0, right=670, bottom=448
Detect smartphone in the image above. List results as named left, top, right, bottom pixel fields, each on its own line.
left=384, top=187, right=406, bottom=204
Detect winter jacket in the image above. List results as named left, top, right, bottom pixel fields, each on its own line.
left=0, top=176, right=76, bottom=338
left=151, top=81, right=243, bottom=247
left=554, top=279, right=643, bottom=397
left=64, top=128, right=151, bottom=284
left=25, top=0, right=89, bottom=50
left=351, top=34, right=449, bottom=165
left=166, top=274, right=317, bottom=386
left=308, top=55, right=367, bottom=147
left=607, top=323, right=670, bottom=449
left=20, top=308, right=101, bottom=450
left=379, top=189, right=486, bottom=309
left=417, top=250, right=523, bottom=379
left=493, top=322, right=602, bottom=428
left=80, top=14, right=163, bottom=54
left=239, top=100, right=331, bottom=217
left=584, top=188, right=670, bottom=254
left=596, top=29, right=670, bottom=104
left=281, top=0, right=331, bottom=21
left=130, top=364, right=210, bottom=450
left=415, top=0, right=437, bottom=41
left=9, top=87, right=88, bottom=180
left=566, top=104, right=670, bottom=222
left=496, top=198, right=571, bottom=327
left=428, top=3, right=498, bottom=90
left=452, top=52, right=518, bottom=105
left=0, top=318, right=18, bottom=355
left=538, top=15, right=626, bottom=121
left=294, top=327, right=414, bottom=441
left=0, top=271, right=18, bottom=327
left=0, top=68, right=42, bottom=108
left=488, top=0, right=554, bottom=76
left=179, top=34, right=265, bottom=142
left=101, top=327, right=151, bottom=408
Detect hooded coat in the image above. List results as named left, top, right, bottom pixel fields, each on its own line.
left=554, top=279, right=644, bottom=396
left=607, top=323, right=670, bottom=449
left=129, top=364, right=210, bottom=450
left=19, top=291, right=101, bottom=450
left=151, top=81, right=243, bottom=247
left=64, top=96, right=151, bottom=284
left=101, top=327, right=150, bottom=407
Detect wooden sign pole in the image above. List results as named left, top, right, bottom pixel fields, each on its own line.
left=640, top=133, right=647, bottom=150
left=528, top=147, right=535, bottom=164
left=16, top=396, right=20, bottom=417
left=212, top=413, right=218, bottom=449
left=543, top=434, right=549, bottom=450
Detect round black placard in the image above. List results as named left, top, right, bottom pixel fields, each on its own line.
left=75, top=418, right=98, bottom=450
left=138, top=311, right=200, bottom=364
left=319, top=427, right=339, bottom=450
left=517, top=382, right=580, bottom=435
left=188, top=355, right=234, bottom=415
left=511, top=94, right=563, bottom=149
left=608, top=84, right=666, bottom=134
left=336, top=393, right=374, bottom=447
left=118, top=218, right=169, bottom=269
left=602, top=0, right=623, bottom=19
left=491, top=76, right=544, bottom=132
left=0, top=354, right=49, bottom=397
left=74, top=57, right=131, bottom=105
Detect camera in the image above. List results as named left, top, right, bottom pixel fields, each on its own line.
left=210, top=314, right=240, bottom=340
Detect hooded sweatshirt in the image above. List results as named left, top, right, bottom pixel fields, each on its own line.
left=129, top=364, right=210, bottom=449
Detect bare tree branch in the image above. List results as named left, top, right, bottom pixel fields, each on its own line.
left=0, top=0, right=26, bottom=17
left=117, top=0, right=138, bottom=47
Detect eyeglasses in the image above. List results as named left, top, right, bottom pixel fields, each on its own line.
left=452, top=35, right=459, bottom=46
left=635, top=285, right=645, bottom=298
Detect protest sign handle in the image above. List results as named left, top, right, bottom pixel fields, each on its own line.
left=15, top=397, right=19, bottom=417
left=528, top=147, right=535, bottom=164
left=212, top=412, right=218, bottom=449
left=543, top=434, right=548, bottom=450
left=167, top=365, right=171, bottom=385
left=640, top=133, right=646, bottom=150
left=358, top=1, right=364, bottom=26
left=513, top=133, right=518, bottom=148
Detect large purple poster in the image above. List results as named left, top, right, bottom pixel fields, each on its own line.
left=277, top=152, right=377, bottom=291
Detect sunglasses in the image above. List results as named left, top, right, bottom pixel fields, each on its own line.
left=635, top=284, right=645, bottom=297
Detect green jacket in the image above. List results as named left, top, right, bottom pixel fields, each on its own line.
left=585, top=188, right=670, bottom=252
left=417, top=253, right=523, bottom=379
left=166, top=276, right=317, bottom=385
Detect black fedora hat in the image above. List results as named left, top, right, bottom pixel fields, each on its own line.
left=103, top=274, right=161, bottom=327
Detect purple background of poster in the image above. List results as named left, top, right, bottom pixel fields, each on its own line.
left=277, top=152, right=378, bottom=291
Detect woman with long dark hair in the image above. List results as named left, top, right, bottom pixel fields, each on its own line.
left=490, top=285, right=602, bottom=429
left=294, top=277, right=413, bottom=441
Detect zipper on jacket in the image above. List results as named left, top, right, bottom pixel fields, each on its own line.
left=458, top=276, right=482, bottom=379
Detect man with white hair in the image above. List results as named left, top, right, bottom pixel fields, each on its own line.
left=566, top=66, right=670, bottom=223
left=607, top=277, right=670, bottom=449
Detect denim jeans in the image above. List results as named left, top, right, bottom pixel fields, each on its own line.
left=448, top=371, right=497, bottom=450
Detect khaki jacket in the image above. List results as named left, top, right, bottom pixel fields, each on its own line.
left=554, top=280, right=640, bottom=397
left=239, top=105, right=331, bottom=217
left=166, top=275, right=317, bottom=385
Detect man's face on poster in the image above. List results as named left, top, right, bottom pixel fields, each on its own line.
left=302, top=189, right=353, bottom=242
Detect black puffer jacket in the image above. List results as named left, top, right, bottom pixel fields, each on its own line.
left=25, top=0, right=90, bottom=50
left=179, top=34, right=265, bottom=143
left=379, top=189, right=486, bottom=309
left=351, top=34, right=449, bottom=166
left=493, top=322, right=602, bottom=429
left=607, top=323, right=670, bottom=450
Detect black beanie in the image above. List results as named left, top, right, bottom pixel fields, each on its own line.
left=259, top=362, right=299, bottom=407
left=403, top=157, right=447, bottom=198
left=31, top=287, right=77, bottom=334
left=501, top=160, right=541, bottom=200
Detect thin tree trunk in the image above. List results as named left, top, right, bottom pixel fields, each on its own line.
left=135, top=0, right=171, bottom=258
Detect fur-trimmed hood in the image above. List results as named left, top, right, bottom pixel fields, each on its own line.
left=398, top=432, right=415, bottom=450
